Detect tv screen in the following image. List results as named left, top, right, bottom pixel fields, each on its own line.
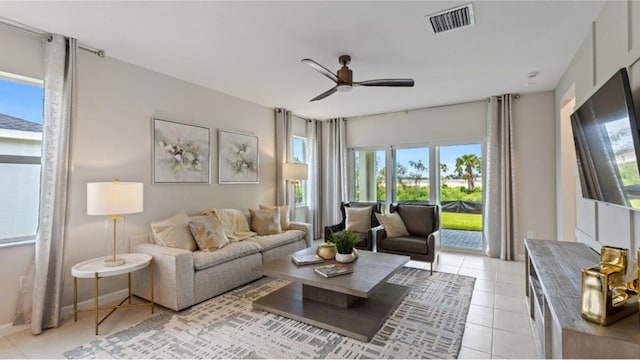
left=570, top=68, right=640, bottom=209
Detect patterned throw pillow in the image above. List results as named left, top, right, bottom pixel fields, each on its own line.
left=345, top=206, right=372, bottom=233
left=259, top=204, right=290, bottom=230
left=375, top=212, right=410, bottom=238
left=188, top=215, right=230, bottom=251
left=249, top=208, right=282, bottom=235
left=150, top=211, right=198, bottom=251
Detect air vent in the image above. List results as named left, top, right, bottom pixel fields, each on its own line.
left=427, top=3, right=475, bottom=34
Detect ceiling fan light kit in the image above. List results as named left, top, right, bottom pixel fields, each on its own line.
left=302, top=54, right=414, bottom=102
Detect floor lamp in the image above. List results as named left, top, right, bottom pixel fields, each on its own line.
left=87, top=180, right=144, bottom=267
left=283, top=163, right=308, bottom=221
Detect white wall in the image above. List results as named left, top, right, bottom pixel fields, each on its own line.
left=0, top=26, right=277, bottom=326
left=345, top=93, right=557, bottom=258
left=555, top=1, right=640, bottom=256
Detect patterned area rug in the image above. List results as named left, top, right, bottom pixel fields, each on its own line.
left=64, top=268, right=474, bottom=359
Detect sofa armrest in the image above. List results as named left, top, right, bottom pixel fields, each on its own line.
left=373, top=225, right=387, bottom=247
left=289, top=221, right=313, bottom=248
left=428, top=229, right=441, bottom=262
left=131, top=242, right=195, bottom=311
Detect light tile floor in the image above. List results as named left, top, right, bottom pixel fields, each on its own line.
left=0, top=250, right=537, bottom=359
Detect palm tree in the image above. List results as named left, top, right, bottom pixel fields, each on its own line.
left=455, top=154, right=482, bottom=191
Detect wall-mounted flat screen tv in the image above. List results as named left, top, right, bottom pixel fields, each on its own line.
left=570, top=68, right=640, bottom=209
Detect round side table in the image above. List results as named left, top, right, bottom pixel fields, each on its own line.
left=71, top=253, right=154, bottom=335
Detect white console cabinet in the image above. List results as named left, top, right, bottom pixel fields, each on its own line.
left=524, top=239, right=640, bottom=358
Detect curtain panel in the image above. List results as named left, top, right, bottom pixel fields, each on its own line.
left=483, top=95, right=517, bottom=260
left=321, top=118, right=348, bottom=232
left=306, top=119, right=322, bottom=239
left=274, top=108, right=293, bottom=213
left=30, top=35, right=77, bottom=334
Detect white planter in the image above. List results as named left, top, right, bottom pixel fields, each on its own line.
left=335, top=252, right=355, bottom=263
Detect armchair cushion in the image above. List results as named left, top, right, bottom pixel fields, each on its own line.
left=345, top=206, right=373, bottom=233
left=394, top=204, right=436, bottom=236
left=379, top=235, right=429, bottom=254
left=375, top=212, right=409, bottom=238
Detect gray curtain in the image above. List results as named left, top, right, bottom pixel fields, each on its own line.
left=30, top=35, right=76, bottom=334
left=483, top=95, right=517, bottom=260
left=274, top=108, right=293, bottom=213
left=321, top=118, right=348, bottom=234
left=307, top=119, right=322, bottom=239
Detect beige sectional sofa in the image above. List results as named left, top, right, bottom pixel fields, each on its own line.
left=129, top=212, right=312, bottom=311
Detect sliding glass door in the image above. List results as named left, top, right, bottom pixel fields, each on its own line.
left=351, top=141, right=484, bottom=253
left=439, top=144, right=483, bottom=250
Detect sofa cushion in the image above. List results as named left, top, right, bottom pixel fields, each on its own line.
left=150, top=211, right=198, bottom=251
left=189, top=215, right=229, bottom=251
left=259, top=204, right=290, bottom=230
left=396, top=205, right=435, bottom=237
left=375, top=212, right=409, bottom=237
left=247, top=229, right=305, bottom=251
left=193, top=241, right=262, bottom=270
left=250, top=208, right=282, bottom=235
left=379, top=235, right=429, bottom=255
left=345, top=206, right=372, bottom=233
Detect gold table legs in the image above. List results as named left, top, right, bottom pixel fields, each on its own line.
left=73, top=259, right=154, bottom=335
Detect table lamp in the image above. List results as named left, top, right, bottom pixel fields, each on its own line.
left=87, top=180, right=143, bottom=267
left=283, top=163, right=308, bottom=220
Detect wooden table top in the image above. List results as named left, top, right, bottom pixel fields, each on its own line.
left=253, top=247, right=409, bottom=298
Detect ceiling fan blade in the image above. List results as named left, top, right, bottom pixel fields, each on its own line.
left=355, top=79, right=415, bottom=87
left=302, top=59, right=339, bottom=83
left=310, top=87, right=337, bottom=102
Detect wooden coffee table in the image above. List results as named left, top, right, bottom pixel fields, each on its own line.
left=252, top=247, right=409, bottom=341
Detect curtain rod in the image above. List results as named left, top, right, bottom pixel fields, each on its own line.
left=0, top=17, right=105, bottom=58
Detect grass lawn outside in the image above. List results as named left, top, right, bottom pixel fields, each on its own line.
left=441, top=212, right=483, bottom=231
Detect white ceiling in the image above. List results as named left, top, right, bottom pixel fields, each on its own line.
left=0, top=1, right=605, bottom=119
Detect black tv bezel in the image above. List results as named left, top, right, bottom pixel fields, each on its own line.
left=570, top=67, right=640, bottom=209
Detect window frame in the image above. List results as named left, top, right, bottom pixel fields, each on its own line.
left=292, top=135, right=308, bottom=207
left=0, top=72, right=44, bottom=246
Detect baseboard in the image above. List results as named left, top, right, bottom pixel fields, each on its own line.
left=60, top=288, right=130, bottom=320
left=0, top=322, right=29, bottom=337
left=0, top=288, right=129, bottom=337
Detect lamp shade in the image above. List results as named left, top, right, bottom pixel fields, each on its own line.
left=87, top=181, right=144, bottom=215
left=283, top=163, right=308, bottom=181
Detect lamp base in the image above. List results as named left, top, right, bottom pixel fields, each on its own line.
left=103, top=257, right=125, bottom=267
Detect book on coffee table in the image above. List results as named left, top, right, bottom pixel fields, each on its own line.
left=291, top=254, right=324, bottom=266
left=314, top=263, right=353, bottom=278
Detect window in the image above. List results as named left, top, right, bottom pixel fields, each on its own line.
left=394, top=147, right=430, bottom=201
left=0, top=75, right=44, bottom=245
left=353, top=149, right=386, bottom=202
left=292, top=136, right=307, bottom=206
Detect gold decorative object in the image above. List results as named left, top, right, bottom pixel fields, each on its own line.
left=317, top=243, right=337, bottom=260
left=581, top=246, right=638, bottom=325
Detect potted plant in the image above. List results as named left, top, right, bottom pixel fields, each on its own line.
left=330, top=230, right=361, bottom=263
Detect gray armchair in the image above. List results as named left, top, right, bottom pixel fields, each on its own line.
left=324, top=201, right=382, bottom=250
left=375, top=203, right=441, bottom=273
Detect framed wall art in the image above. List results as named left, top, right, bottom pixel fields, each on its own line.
left=218, top=129, right=259, bottom=184
left=152, top=118, right=210, bottom=184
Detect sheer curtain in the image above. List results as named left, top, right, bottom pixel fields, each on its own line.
left=321, top=118, right=348, bottom=232
left=483, top=95, right=517, bottom=260
left=274, top=108, right=294, bottom=214
left=30, top=35, right=77, bottom=334
left=306, top=119, right=322, bottom=239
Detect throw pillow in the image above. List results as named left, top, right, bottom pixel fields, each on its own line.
left=249, top=208, right=282, bottom=235
left=345, top=206, right=372, bottom=233
left=375, top=212, right=410, bottom=238
left=259, top=204, right=290, bottom=230
left=150, top=211, right=198, bottom=251
left=188, top=215, right=230, bottom=251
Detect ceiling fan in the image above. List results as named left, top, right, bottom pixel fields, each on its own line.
left=301, top=55, right=415, bottom=102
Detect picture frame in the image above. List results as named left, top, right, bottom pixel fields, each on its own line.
left=152, top=118, right=210, bottom=184
left=218, top=129, right=259, bottom=184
